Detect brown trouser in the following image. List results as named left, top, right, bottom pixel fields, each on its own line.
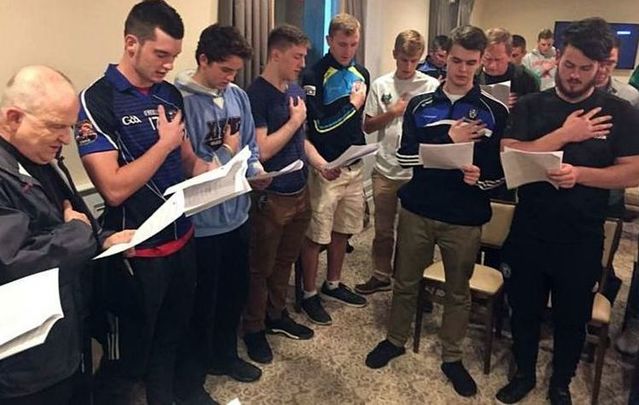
left=387, top=208, right=480, bottom=362
left=243, top=188, right=311, bottom=333
left=371, top=169, right=409, bottom=282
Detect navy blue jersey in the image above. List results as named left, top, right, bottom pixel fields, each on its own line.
left=247, top=77, right=308, bottom=194
left=301, top=53, right=370, bottom=162
left=76, top=64, right=191, bottom=247
left=397, top=84, right=509, bottom=226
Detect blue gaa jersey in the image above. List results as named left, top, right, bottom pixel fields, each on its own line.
left=396, top=84, right=509, bottom=226
left=301, top=53, right=370, bottom=162
left=76, top=64, right=191, bottom=248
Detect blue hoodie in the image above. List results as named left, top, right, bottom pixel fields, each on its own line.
left=175, top=69, right=263, bottom=237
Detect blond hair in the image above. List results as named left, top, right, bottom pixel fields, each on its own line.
left=486, top=27, right=512, bottom=53
left=394, top=30, right=425, bottom=57
left=328, top=13, right=360, bottom=37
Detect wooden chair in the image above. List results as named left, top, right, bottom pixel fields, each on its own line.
left=413, top=201, right=516, bottom=374
left=587, top=217, right=623, bottom=405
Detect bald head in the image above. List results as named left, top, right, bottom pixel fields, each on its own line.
left=1, top=65, right=76, bottom=114
left=0, top=66, right=79, bottom=164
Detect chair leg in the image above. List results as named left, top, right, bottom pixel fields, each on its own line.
left=483, top=297, right=496, bottom=375
left=495, top=291, right=504, bottom=339
left=413, top=279, right=426, bottom=353
left=591, top=324, right=609, bottom=405
left=294, top=257, right=303, bottom=313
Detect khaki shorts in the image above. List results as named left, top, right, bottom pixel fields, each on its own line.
left=306, top=162, right=365, bottom=245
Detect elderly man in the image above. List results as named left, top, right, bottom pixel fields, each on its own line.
left=0, top=65, right=132, bottom=404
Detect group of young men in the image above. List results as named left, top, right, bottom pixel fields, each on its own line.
left=1, top=1, right=639, bottom=405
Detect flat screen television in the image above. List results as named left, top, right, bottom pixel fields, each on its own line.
left=553, top=21, right=639, bottom=69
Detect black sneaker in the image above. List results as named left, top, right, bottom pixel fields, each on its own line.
left=266, top=310, right=314, bottom=340
left=175, top=387, right=220, bottom=405
left=365, top=339, right=406, bottom=369
left=243, top=330, right=273, bottom=364
left=548, top=384, right=572, bottom=405
left=208, top=358, right=262, bottom=383
left=320, top=282, right=367, bottom=307
left=301, top=294, right=332, bottom=325
left=496, top=374, right=536, bottom=404
left=355, top=276, right=392, bottom=295
left=441, top=361, right=477, bottom=397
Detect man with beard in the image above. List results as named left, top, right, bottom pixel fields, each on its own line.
left=495, top=18, right=639, bottom=405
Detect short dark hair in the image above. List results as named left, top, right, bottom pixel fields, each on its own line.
left=561, top=17, right=614, bottom=62
left=449, top=25, right=488, bottom=54
left=538, top=29, right=553, bottom=41
left=512, top=34, right=526, bottom=49
left=124, top=0, right=184, bottom=42
left=195, top=24, right=253, bottom=64
left=612, top=35, right=621, bottom=50
left=267, top=25, right=310, bottom=56
left=431, top=35, right=452, bottom=52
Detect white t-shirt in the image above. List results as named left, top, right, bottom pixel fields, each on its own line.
left=365, top=71, right=439, bottom=180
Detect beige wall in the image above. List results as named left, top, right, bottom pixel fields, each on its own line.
left=0, top=0, right=217, bottom=190
left=365, top=0, right=430, bottom=81
left=470, top=0, right=639, bottom=81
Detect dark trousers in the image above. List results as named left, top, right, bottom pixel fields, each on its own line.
left=174, top=222, right=251, bottom=399
left=2, top=368, right=82, bottom=405
left=94, top=240, right=197, bottom=405
left=502, top=233, right=603, bottom=387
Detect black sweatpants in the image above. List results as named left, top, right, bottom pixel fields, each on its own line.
left=174, top=222, right=250, bottom=399
left=94, top=239, right=197, bottom=405
left=502, top=232, right=603, bottom=387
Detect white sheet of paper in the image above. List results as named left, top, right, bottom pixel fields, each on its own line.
left=94, top=191, right=185, bottom=259
left=419, top=142, right=474, bottom=169
left=165, top=146, right=252, bottom=217
left=0, top=268, right=63, bottom=360
left=247, top=159, right=304, bottom=180
left=481, top=81, right=511, bottom=106
left=424, top=119, right=493, bottom=138
left=324, top=143, right=379, bottom=170
left=500, top=147, right=563, bottom=189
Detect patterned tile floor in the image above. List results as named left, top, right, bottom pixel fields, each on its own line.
left=199, top=221, right=638, bottom=405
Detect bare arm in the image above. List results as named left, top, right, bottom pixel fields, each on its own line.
left=501, top=107, right=613, bottom=152
left=549, top=156, right=639, bottom=189
left=257, top=97, right=306, bottom=161
left=82, top=105, right=184, bottom=206
left=304, top=139, right=341, bottom=180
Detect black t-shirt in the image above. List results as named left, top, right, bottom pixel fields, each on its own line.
left=504, top=88, right=639, bottom=242
left=477, top=63, right=539, bottom=97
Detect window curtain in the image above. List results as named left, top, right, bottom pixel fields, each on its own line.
left=428, top=0, right=474, bottom=43
left=340, top=0, right=366, bottom=65
left=218, top=0, right=275, bottom=89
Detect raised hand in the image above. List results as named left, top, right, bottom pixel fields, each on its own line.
left=448, top=119, right=487, bottom=143
left=156, top=104, right=184, bottom=152
left=560, top=107, right=612, bottom=143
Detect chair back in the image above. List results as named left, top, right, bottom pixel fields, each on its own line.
left=480, top=201, right=516, bottom=248
left=602, top=217, right=623, bottom=269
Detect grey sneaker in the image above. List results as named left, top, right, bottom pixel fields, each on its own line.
left=320, top=282, right=367, bottom=307
left=355, top=276, right=392, bottom=295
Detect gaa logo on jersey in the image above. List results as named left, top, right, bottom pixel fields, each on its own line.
left=468, top=108, right=478, bottom=119
left=121, top=115, right=143, bottom=125
left=303, top=85, right=316, bottom=97
left=381, top=93, right=392, bottom=105
left=75, top=119, right=98, bottom=146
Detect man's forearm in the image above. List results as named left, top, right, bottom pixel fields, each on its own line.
left=577, top=159, right=639, bottom=189
left=501, top=128, right=568, bottom=152
left=258, top=120, right=300, bottom=161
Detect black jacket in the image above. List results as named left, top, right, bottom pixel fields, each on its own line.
left=0, top=143, right=98, bottom=398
